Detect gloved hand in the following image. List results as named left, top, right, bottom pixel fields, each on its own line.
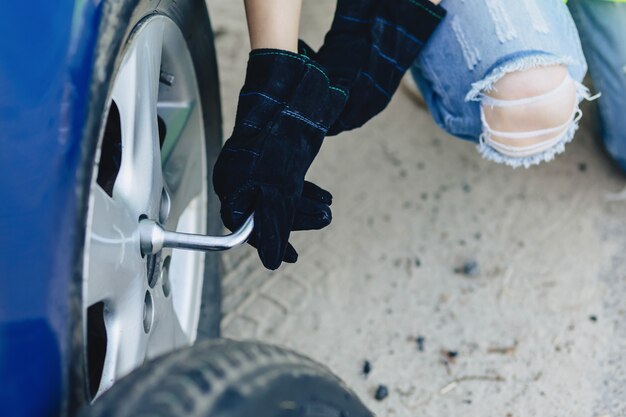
left=313, top=0, right=446, bottom=135
left=213, top=48, right=348, bottom=270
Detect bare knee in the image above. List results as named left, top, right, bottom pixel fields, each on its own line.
left=481, top=65, right=578, bottom=158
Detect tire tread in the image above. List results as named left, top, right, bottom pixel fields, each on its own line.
left=81, top=340, right=370, bottom=417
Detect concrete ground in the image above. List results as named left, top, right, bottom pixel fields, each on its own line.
left=207, top=1, right=626, bottom=416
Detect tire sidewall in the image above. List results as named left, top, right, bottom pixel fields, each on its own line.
left=78, top=340, right=373, bottom=417
left=68, top=0, right=222, bottom=413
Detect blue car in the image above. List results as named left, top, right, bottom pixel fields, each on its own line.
left=0, top=1, right=372, bottom=416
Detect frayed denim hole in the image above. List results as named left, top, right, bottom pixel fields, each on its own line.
left=477, top=120, right=579, bottom=169
left=476, top=83, right=595, bottom=167
left=465, top=52, right=576, bottom=103
left=477, top=75, right=599, bottom=168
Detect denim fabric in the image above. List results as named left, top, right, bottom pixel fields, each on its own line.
left=410, top=0, right=588, bottom=143
left=568, top=0, right=626, bottom=172
left=213, top=49, right=347, bottom=269
left=315, top=0, right=445, bottom=135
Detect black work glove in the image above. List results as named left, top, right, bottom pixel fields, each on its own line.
left=313, top=0, right=446, bottom=135
left=213, top=48, right=348, bottom=270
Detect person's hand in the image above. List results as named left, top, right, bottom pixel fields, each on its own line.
left=213, top=48, right=347, bottom=270
left=313, top=0, right=446, bottom=135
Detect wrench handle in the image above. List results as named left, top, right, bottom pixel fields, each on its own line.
left=139, top=215, right=254, bottom=255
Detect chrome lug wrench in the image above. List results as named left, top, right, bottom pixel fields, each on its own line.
left=139, top=215, right=254, bottom=255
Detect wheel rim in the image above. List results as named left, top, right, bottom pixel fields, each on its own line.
left=82, top=15, right=208, bottom=399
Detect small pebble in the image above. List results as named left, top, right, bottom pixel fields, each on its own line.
left=440, top=381, right=457, bottom=395
left=362, top=360, right=372, bottom=376
left=416, top=336, right=425, bottom=352
left=589, top=315, right=598, bottom=322
left=441, top=349, right=459, bottom=363
left=578, top=162, right=587, bottom=172
left=374, top=385, right=389, bottom=401
left=462, top=183, right=471, bottom=193
left=446, top=350, right=459, bottom=359
left=454, top=260, right=479, bottom=277
left=415, top=257, right=421, bottom=267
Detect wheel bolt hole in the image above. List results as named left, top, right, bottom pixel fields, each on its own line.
left=159, top=188, right=171, bottom=224
left=162, top=256, right=171, bottom=297
left=143, top=291, right=154, bottom=333
left=146, top=253, right=159, bottom=288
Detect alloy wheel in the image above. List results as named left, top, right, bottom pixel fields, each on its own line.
left=82, top=15, right=208, bottom=399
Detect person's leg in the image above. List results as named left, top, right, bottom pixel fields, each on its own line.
left=410, top=0, right=590, bottom=168
left=568, top=0, right=626, bottom=172
left=244, top=0, right=302, bottom=52
left=480, top=65, right=578, bottom=157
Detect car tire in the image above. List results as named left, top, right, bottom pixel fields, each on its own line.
left=68, top=0, right=223, bottom=414
left=79, top=339, right=373, bottom=417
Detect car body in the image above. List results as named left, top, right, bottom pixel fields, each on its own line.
left=1, top=2, right=107, bottom=416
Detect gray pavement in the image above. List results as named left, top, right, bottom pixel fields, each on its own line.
left=207, top=1, right=626, bottom=415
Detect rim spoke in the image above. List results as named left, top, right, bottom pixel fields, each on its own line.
left=98, top=287, right=149, bottom=394
left=86, top=185, right=142, bottom=307
left=111, top=19, right=165, bottom=220
left=161, top=102, right=205, bottom=229
left=168, top=234, right=205, bottom=337
left=147, top=288, right=188, bottom=358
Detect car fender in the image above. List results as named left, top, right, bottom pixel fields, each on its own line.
left=0, top=1, right=106, bottom=416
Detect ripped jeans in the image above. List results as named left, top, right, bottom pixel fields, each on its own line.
left=410, top=0, right=591, bottom=168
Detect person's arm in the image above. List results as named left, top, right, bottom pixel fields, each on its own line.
left=314, top=0, right=447, bottom=135
left=213, top=0, right=342, bottom=270
left=213, top=0, right=446, bottom=270
left=244, top=0, right=303, bottom=52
